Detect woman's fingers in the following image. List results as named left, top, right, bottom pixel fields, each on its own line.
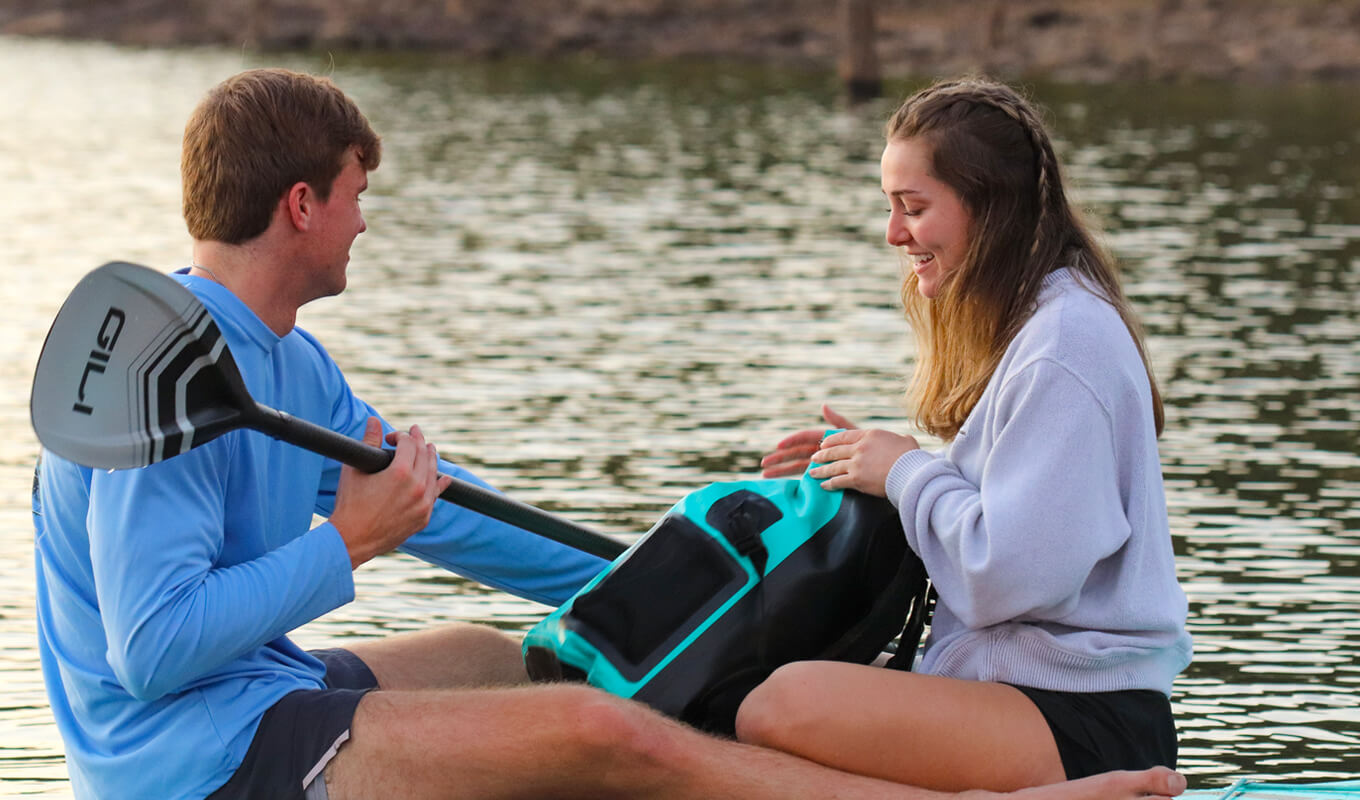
left=812, top=464, right=855, bottom=492
left=808, top=429, right=918, bottom=497
left=761, top=435, right=821, bottom=478
left=810, top=445, right=849, bottom=465
left=762, top=461, right=809, bottom=479
left=808, top=459, right=848, bottom=480
left=761, top=441, right=818, bottom=465
left=817, top=428, right=867, bottom=451
left=771, top=429, right=824, bottom=451
left=761, top=408, right=861, bottom=479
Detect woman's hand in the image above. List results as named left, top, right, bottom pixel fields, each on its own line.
left=760, top=405, right=857, bottom=478
left=808, top=428, right=919, bottom=497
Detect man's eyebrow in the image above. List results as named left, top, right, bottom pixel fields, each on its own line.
left=883, top=188, right=923, bottom=197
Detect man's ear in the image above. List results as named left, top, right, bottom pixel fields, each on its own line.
left=282, top=181, right=313, bottom=231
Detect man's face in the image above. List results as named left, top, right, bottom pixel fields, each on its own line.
left=307, top=148, right=368, bottom=299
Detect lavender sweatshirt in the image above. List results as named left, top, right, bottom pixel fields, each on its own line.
left=885, top=269, right=1192, bottom=695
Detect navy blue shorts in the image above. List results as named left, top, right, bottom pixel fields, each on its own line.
left=1009, top=684, right=1178, bottom=779
left=207, top=648, right=380, bottom=800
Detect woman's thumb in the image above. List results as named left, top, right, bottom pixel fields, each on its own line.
left=822, top=405, right=856, bottom=430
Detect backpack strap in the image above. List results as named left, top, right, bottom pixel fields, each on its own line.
left=820, top=545, right=932, bottom=666
left=884, top=582, right=936, bottom=671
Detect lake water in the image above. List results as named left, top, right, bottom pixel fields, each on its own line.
left=0, top=36, right=1357, bottom=796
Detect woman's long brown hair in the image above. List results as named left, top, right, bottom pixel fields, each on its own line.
left=887, top=78, right=1163, bottom=441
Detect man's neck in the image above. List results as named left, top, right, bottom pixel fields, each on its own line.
left=190, top=240, right=300, bottom=336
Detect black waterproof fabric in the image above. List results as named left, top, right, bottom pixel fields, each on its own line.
left=568, top=515, right=746, bottom=678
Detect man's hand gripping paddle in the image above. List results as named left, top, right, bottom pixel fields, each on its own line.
left=29, top=261, right=627, bottom=561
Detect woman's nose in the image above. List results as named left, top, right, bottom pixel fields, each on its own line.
left=885, top=213, right=910, bottom=247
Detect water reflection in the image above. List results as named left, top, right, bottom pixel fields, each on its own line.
left=0, top=37, right=1357, bottom=795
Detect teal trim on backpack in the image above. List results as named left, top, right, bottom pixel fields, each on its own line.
left=525, top=473, right=846, bottom=698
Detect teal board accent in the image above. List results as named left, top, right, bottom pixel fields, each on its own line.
left=1183, top=779, right=1360, bottom=799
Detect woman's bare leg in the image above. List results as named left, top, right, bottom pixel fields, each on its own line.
left=736, top=660, right=1066, bottom=792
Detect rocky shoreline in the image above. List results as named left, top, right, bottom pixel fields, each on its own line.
left=4, top=0, right=1360, bottom=84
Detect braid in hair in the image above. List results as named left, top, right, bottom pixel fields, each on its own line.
left=888, top=78, right=1061, bottom=259
left=978, top=86, right=1061, bottom=258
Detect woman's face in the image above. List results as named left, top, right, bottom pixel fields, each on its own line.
left=880, top=137, right=972, bottom=299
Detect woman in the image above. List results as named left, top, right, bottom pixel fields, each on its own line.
left=737, top=78, right=1192, bottom=793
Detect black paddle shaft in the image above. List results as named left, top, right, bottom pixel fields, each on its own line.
left=247, top=403, right=627, bottom=561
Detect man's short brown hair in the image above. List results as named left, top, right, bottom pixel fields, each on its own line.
left=181, top=69, right=381, bottom=244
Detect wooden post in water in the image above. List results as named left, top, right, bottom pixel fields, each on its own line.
left=839, top=0, right=882, bottom=102
left=246, top=0, right=269, bottom=48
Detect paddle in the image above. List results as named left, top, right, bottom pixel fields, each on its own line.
left=29, top=261, right=628, bottom=561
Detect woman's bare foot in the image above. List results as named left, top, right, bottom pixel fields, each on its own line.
left=962, top=767, right=1187, bottom=800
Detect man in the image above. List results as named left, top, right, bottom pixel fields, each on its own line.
left=33, top=68, right=1186, bottom=800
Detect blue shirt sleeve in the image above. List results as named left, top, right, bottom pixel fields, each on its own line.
left=88, top=439, right=354, bottom=701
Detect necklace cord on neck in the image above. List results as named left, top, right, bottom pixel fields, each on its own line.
left=189, top=263, right=224, bottom=284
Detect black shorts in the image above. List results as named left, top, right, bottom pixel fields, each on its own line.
left=1009, top=684, right=1177, bottom=779
left=207, top=648, right=380, bottom=800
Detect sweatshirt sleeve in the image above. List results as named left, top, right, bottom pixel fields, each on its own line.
left=311, top=367, right=608, bottom=608
left=89, top=440, right=354, bottom=702
left=886, top=358, right=1132, bottom=629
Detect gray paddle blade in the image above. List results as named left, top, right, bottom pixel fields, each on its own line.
left=30, top=261, right=251, bottom=470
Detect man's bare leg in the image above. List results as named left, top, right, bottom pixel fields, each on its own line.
left=325, top=683, right=935, bottom=800
left=323, top=682, right=1185, bottom=800
left=344, top=623, right=527, bottom=689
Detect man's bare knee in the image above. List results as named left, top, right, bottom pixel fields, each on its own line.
left=548, top=686, right=678, bottom=784
left=554, top=686, right=649, bottom=752
left=328, top=686, right=669, bottom=800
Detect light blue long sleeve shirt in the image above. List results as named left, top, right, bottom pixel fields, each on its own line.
left=33, top=272, right=608, bottom=800
left=885, top=269, right=1192, bottom=695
